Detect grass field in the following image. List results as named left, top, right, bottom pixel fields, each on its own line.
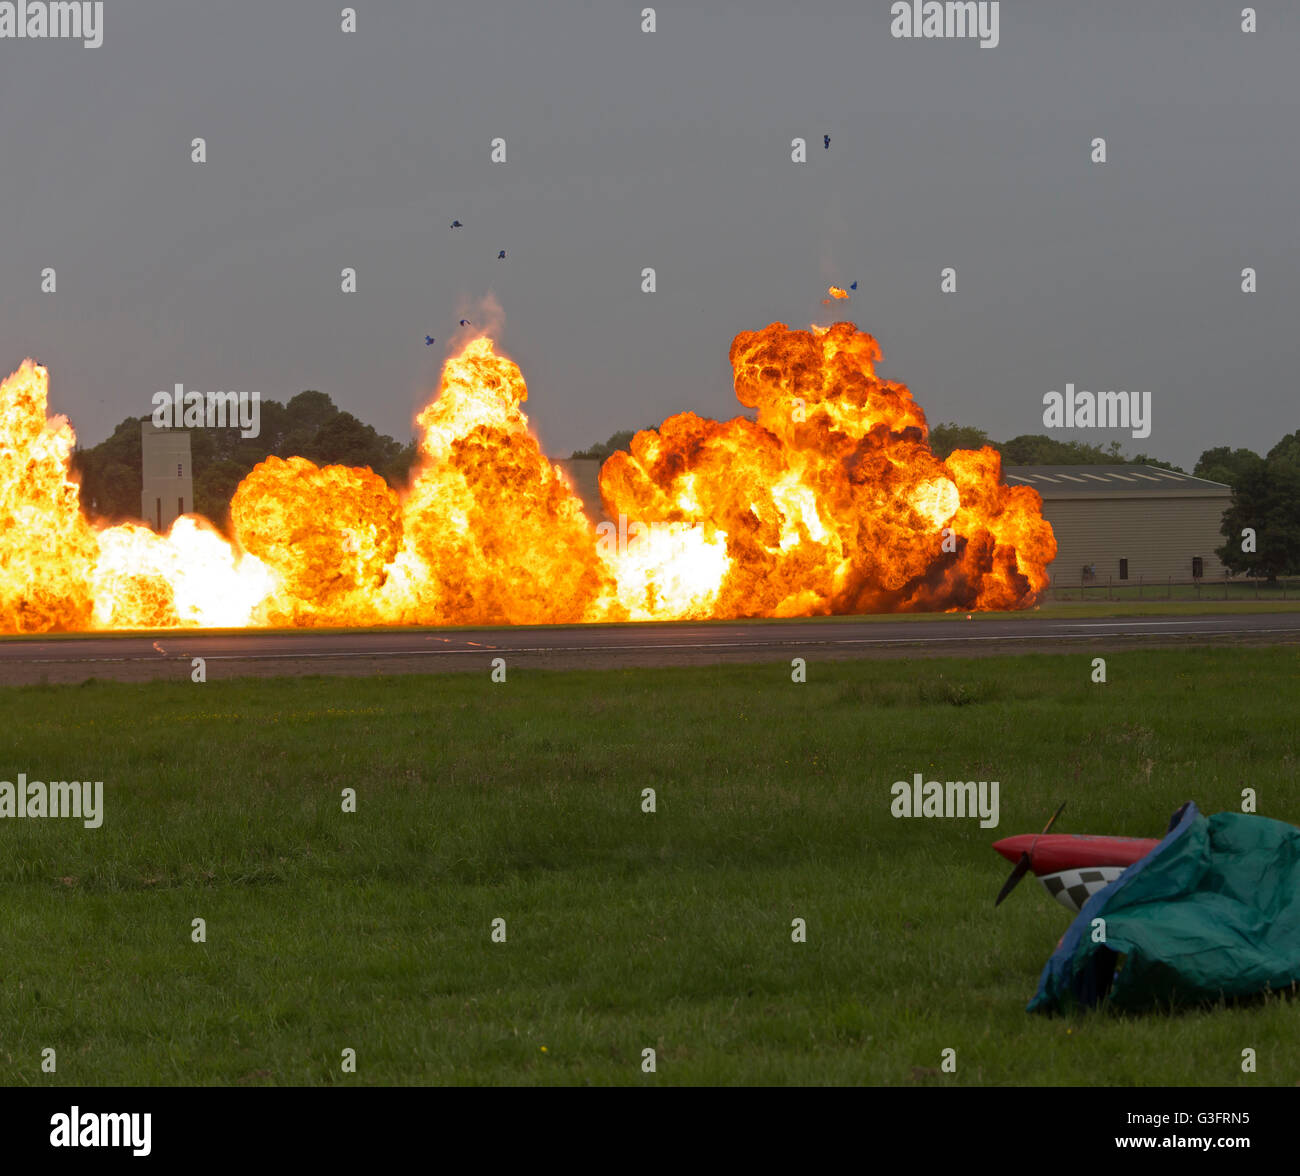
left=1, top=647, right=1297, bottom=1086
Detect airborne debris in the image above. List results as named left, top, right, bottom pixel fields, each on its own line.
left=823, top=135, right=830, bottom=149
left=425, top=336, right=436, bottom=346
left=450, top=220, right=463, bottom=229
left=459, top=319, right=472, bottom=327
left=850, top=281, right=858, bottom=290
left=497, top=250, right=506, bottom=259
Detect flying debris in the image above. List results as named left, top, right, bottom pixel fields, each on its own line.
left=450, top=220, right=463, bottom=229
left=425, top=336, right=436, bottom=346
left=459, top=319, right=472, bottom=327
left=850, top=281, right=858, bottom=290
left=498, top=250, right=506, bottom=259
left=823, top=135, right=830, bottom=149
left=827, top=286, right=849, bottom=300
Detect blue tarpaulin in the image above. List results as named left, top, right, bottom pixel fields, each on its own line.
left=1029, top=803, right=1300, bottom=1013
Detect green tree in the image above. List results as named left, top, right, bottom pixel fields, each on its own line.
left=571, top=429, right=640, bottom=460
left=1194, top=446, right=1261, bottom=488
left=71, top=417, right=146, bottom=522
left=193, top=460, right=250, bottom=529
left=1131, top=453, right=1186, bottom=473
left=927, top=422, right=993, bottom=460
left=999, top=434, right=1112, bottom=465
left=1216, top=436, right=1300, bottom=580
left=71, top=391, right=420, bottom=531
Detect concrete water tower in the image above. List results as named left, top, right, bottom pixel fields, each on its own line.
left=140, top=421, right=194, bottom=532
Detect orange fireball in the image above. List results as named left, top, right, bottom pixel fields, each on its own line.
left=0, top=319, right=1055, bottom=632
left=231, top=456, right=401, bottom=626
left=602, top=322, right=1054, bottom=617
left=0, top=361, right=98, bottom=632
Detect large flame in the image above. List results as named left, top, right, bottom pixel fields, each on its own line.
left=0, top=322, right=1055, bottom=632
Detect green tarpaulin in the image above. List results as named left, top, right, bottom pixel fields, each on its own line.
left=1029, top=803, right=1300, bottom=1013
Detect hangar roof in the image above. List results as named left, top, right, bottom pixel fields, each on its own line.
left=1003, top=465, right=1230, bottom=497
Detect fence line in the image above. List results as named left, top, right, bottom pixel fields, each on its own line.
left=1043, top=575, right=1298, bottom=602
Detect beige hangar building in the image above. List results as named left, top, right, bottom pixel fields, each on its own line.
left=1003, top=465, right=1232, bottom=584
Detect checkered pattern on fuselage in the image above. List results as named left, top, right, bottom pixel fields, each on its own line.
left=1040, top=866, right=1127, bottom=913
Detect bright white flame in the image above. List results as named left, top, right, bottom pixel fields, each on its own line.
left=910, top=476, right=960, bottom=529
left=92, top=517, right=276, bottom=629
left=771, top=474, right=829, bottom=551
left=601, top=522, right=731, bottom=621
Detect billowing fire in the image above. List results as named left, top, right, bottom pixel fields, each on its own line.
left=0, top=322, right=1055, bottom=633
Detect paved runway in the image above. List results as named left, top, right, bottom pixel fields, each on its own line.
left=2, top=610, right=1298, bottom=684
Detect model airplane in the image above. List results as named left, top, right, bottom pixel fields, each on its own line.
left=992, top=803, right=1161, bottom=914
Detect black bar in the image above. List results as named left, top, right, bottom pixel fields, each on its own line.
left=0, top=1085, right=1290, bottom=1161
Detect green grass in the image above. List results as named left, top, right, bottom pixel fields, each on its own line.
left=1, top=648, right=1297, bottom=1086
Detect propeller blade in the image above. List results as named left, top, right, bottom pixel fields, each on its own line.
left=995, top=852, right=1032, bottom=906
left=993, top=802, right=1066, bottom=907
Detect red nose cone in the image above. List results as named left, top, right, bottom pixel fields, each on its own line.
left=992, top=833, right=1161, bottom=876
left=992, top=835, right=1035, bottom=865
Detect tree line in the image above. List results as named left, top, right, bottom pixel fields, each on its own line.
left=73, top=391, right=419, bottom=532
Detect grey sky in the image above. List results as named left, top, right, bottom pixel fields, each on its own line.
left=1, top=1, right=1296, bottom=473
